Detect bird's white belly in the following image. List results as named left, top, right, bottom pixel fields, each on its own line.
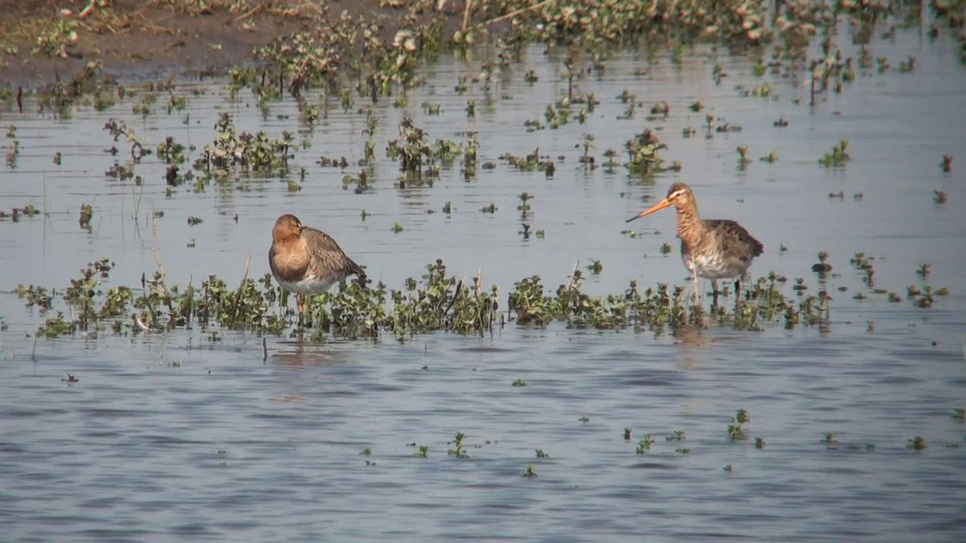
left=274, top=275, right=337, bottom=296
left=683, top=253, right=738, bottom=280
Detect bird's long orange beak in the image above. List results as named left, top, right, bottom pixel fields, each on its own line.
left=626, top=198, right=672, bottom=223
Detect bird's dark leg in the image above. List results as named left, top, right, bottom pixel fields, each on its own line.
left=712, top=279, right=720, bottom=308
left=296, top=294, right=305, bottom=328
left=691, top=267, right=699, bottom=306
left=734, top=279, right=741, bottom=301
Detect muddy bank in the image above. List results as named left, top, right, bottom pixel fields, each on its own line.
left=0, top=0, right=473, bottom=87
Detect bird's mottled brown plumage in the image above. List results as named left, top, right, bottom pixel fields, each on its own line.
left=269, top=214, right=365, bottom=324
left=627, top=182, right=763, bottom=303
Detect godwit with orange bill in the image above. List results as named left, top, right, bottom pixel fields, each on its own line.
left=627, top=182, right=763, bottom=305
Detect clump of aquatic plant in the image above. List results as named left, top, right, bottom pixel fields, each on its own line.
left=933, top=191, right=947, bottom=204
left=755, top=438, right=765, bottom=449
left=191, top=114, right=294, bottom=189
left=523, top=465, right=537, bottom=478
left=512, top=378, right=526, bottom=387
left=343, top=171, right=371, bottom=193
left=579, top=134, right=596, bottom=168
left=907, top=436, right=927, bottom=450
left=635, top=435, right=654, bottom=454
left=103, top=119, right=151, bottom=161
left=736, top=145, right=751, bottom=168
left=850, top=252, right=875, bottom=287
left=536, top=449, right=548, bottom=458
left=666, top=430, right=686, bottom=442
left=818, top=139, right=851, bottom=167
left=728, top=409, right=750, bottom=440
left=821, top=433, right=838, bottom=449
left=414, top=445, right=429, bottom=458
left=386, top=117, right=439, bottom=178
left=156, top=136, right=189, bottom=164
left=517, top=193, right=533, bottom=216
left=811, top=251, right=832, bottom=275
left=79, top=204, right=93, bottom=230
left=624, top=129, right=668, bottom=176
left=463, top=132, right=478, bottom=178
left=448, top=432, right=469, bottom=458
left=500, top=149, right=555, bottom=177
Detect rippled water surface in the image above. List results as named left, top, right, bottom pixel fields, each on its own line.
left=2, top=26, right=966, bottom=542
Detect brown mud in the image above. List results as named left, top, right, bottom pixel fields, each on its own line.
left=0, top=0, right=473, bottom=87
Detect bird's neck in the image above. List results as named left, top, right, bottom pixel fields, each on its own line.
left=675, top=204, right=704, bottom=247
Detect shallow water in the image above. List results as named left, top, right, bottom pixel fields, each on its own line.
left=2, top=26, right=966, bottom=542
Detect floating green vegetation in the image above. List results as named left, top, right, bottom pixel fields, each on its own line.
left=933, top=191, right=947, bottom=204
left=676, top=447, right=691, bottom=455
left=755, top=438, right=765, bottom=449
left=512, top=378, right=526, bottom=387
left=635, top=435, right=654, bottom=454
left=536, top=449, right=549, bottom=458
left=79, top=204, right=93, bottom=231
left=386, top=117, right=460, bottom=182
left=728, top=409, right=750, bottom=440
left=500, top=149, right=555, bottom=177
left=579, top=134, right=596, bottom=168
left=811, top=251, right=833, bottom=275
left=448, top=432, right=469, bottom=458
left=736, top=145, right=751, bottom=168
left=907, top=436, right=927, bottom=450
left=952, top=409, right=965, bottom=422
left=523, top=465, right=537, bottom=478
left=821, top=433, right=838, bottom=449
left=15, top=242, right=870, bottom=344
left=624, top=129, right=669, bottom=176
left=666, top=430, right=686, bottom=442
left=818, top=139, right=851, bottom=167
left=361, top=448, right=372, bottom=456
left=157, top=136, right=190, bottom=164
left=623, top=428, right=632, bottom=441
left=414, top=445, right=429, bottom=458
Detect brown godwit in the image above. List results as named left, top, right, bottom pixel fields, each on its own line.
left=269, top=214, right=366, bottom=326
left=626, top=182, right=763, bottom=305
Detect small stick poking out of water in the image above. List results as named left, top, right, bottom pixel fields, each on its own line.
left=262, top=337, right=268, bottom=362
